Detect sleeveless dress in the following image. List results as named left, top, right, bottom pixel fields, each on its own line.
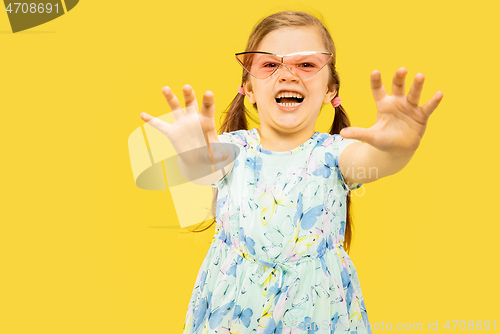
left=182, top=128, right=371, bottom=334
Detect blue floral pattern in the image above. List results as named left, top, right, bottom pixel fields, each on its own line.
left=182, top=128, right=370, bottom=334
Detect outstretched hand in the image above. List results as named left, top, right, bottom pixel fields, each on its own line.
left=139, top=85, right=230, bottom=166
left=340, top=67, right=444, bottom=155
left=138, top=85, right=233, bottom=186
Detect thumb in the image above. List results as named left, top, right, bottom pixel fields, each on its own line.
left=340, top=127, right=370, bottom=142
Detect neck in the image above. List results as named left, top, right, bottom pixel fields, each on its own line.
left=256, top=125, right=316, bottom=152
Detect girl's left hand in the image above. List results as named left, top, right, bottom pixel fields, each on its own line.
left=340, top=67, right=444, bottom=155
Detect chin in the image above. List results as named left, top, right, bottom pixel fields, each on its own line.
left=272, top=117, right=306, bottom=130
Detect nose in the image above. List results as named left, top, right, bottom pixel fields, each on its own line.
left=275, top=64, right=300, bottom=82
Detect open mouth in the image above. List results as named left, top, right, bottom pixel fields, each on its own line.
left=275, top=96, right=304, bottom=107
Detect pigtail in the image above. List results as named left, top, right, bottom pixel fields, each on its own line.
left=325, top=56, right=358, bottom=254
left=330, top=105, right=351, bottom=135
left=329, top=103, right=355, bottom=254
left=220, top=92, right=251, bottom=134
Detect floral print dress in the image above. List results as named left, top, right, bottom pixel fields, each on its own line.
left=182, top=128, right=371, bottom=334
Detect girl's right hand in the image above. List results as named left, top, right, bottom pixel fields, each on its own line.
left=139, top=84, right=230, bottom=171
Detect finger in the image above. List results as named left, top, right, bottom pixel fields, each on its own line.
left=406, top=73, right=425, bottom=107
left=183, top=84, right=200, bottom=115
left=140, top=112, right=171, bottom=135
left=391, top=67, right=408, bottom=97
left=420, top=91, right=444, bottom=118
left=370, top=70, right=389, bottom=102
left=201, top=90, right=216, bottom=120
left=161, top=86, right=185, bottom=122
left=339, top=126, right=373, bottom=143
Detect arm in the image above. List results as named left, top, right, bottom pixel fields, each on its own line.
left=339, top=141, right=415, bottom=186
left=178, top=155, right=234, bottom=186
left=177, top=133, right=236, bottom=186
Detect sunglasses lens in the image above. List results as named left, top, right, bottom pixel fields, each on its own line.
left=236, top=53, right=331, bottom=79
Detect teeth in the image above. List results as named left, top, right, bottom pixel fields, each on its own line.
left=276, top=91, right=303, bottom=99
left=278, top=102, right=301, bottom=107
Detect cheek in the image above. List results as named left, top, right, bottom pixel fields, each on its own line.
left=256, top=87, right=273, bottom=103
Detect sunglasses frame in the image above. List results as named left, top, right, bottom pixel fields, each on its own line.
left=235, top=50, right=334, bottom=80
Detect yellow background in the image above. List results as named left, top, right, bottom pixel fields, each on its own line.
left=1, top=0, right=499, bottom=333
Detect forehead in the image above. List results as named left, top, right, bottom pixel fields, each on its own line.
left=257, top=27, right=326, bottom=55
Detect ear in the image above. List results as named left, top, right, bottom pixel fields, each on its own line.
left=323, top=87, right=338, bottom=105
left=243, top=82, right=256, bottom=104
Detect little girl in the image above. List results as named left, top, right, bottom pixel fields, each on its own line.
left=140, top=10, right=443, bottom=334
